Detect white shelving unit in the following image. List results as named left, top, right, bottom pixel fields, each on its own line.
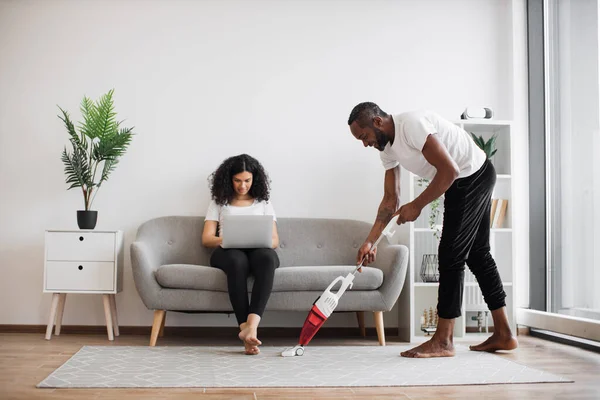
left=398, top=119, right=517, bottom=342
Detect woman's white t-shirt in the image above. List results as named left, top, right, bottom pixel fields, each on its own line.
left=205, top=199, right=277, bottom=236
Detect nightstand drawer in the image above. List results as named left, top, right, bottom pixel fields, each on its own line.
left=46, top=232, right=115, bottom=261
left=45, top=261, right=115, bottom=291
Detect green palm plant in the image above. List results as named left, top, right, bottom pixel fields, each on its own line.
left=469, top=132, right=497, bottom=159
left=58, top=89, right=134, bottom=212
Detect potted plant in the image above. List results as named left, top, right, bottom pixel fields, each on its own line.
left=58, top=89, right=134, bottom=229
left=469, top=132, right=498, bottom=159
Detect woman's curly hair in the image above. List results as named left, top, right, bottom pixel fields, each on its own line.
left=208, top=154, right=271, bottom=206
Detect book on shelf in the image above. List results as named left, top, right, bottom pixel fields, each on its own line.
left=490, top=198, right=508, bottom=228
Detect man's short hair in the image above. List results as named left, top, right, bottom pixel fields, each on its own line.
left=348, top=102, right=388, bottom=127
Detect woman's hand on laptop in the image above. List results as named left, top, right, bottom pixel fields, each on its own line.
left=201, top=220, right=224, bottom=248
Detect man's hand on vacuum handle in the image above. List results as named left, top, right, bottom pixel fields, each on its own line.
left=356, top=242, right=377, bottom=272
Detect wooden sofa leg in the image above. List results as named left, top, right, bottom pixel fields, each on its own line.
left=150, top=310, right=166, bottom=346
left=159, top=311, right=167, bottom=337
left=374, top=311, right=385, bottom=346
left=356, top=311, right=366, bottom=337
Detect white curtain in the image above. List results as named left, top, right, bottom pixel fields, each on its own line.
left=554, top=0, right=600, bottom=316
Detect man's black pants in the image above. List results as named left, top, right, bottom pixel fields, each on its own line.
left=437, top=159, right=507, bottom=319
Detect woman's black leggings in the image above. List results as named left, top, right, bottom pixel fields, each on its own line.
left=210, top=247, right=280, bottom=325
left=437, top=159, right=507, bottom=319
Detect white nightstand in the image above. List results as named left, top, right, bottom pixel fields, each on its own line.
left=43, top=229, right=124, bottom=340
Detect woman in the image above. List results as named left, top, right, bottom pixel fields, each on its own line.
left=202, top=154, right=280, bottom=355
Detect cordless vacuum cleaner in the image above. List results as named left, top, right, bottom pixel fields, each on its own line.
left=281, top=218, right=398, bottom=357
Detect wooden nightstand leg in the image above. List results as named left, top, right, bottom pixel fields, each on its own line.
left=55, top=293, right=67, bottom=336
left=45, top=293, right=60, bottom=340
left=109, top=294, right=119, bottom=337
left=102, top=294, right=114, bottom=341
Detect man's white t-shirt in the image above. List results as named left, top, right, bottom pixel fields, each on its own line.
left=380, top=110, right=486, bottom=180
left=205, top=199, right=276, bottom=236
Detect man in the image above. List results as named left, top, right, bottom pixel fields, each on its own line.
left=348, top=102, right=517, bottom=358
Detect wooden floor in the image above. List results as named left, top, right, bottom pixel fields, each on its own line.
left=1, top=332, right=599, bottom=400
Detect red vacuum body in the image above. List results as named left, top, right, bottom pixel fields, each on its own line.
left=298, top=304, right=328, bottom=346
left=281, top=218, right=398, bottom=357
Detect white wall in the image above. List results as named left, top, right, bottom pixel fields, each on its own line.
left=0, top=0, right=520, bottom=329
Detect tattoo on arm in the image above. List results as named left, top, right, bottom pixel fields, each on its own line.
left=369, top=201, right=395, bottom=242
left=376, top=205, right=394, bottom=224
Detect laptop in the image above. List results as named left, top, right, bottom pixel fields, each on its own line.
left=221, top=214, right=274, bottom=249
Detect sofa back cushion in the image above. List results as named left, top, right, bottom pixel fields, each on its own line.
left=275, top=218, right=373, bottom=267
left=136, top=216, right=379, bottom=267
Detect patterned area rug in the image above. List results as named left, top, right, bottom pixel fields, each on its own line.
left=37, top=345, right=570, bottom=388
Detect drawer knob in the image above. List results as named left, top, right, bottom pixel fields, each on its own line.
left=79, top=236, right=84, bottom=241
left=78, top=265, right=83, bottom=270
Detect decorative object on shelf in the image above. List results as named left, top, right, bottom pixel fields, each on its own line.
left=416, top=178, right=442, bottom=240
left=420, top=254, right=439, bottom=282
left=420, top=306, right=438, bottom=335
left=490, top=198, right=509, bottom=228
left=460, top=107, right=493, bottom=119
left=472, top=310, right=490, bottom=333
left=469, top=132, right=497, bottom=159
left=58, top=89, right=134, bottom=229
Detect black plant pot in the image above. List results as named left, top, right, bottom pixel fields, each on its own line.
left=77, top=210, right=98, bottom=230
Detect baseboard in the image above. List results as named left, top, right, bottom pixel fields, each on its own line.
left=517, top=326, right=531, bottom=336
left=530, top=328, right=600, bottom=353
left=465, top=326, right=495, bottom=333
left=0, top=324, right=397, bottom=338
left=464, top=326, right=530, bottom=335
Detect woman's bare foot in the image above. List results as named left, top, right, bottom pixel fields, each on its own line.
left=401, top=337, right=455, bottom=358
left=470, top=333, right=518, bottom=352
left=239, top=322, right=262, bottom=355
left=243, top=341, right=260, bottom=355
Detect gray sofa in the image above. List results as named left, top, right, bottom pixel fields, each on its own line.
left=131, top=216, right=409, bottom=346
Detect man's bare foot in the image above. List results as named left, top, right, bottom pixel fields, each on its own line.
left=401, top=337, right=455, bottom=358
left=239, top=322, right=262, bottom=347
left=470, top=333, right=518, bottom=352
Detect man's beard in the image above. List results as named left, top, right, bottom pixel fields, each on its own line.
left=374, top=128, right=388, bottom=151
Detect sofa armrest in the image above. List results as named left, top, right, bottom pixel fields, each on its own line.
left=374, top=244, right=409, bottom=311
left=130, top=241, right=164, bottom=310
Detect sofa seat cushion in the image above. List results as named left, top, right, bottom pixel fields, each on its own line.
left=155, top=264, right=384, bottom=292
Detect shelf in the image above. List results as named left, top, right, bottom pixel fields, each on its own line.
left=414, top=228, right=512, bottom=233
left=414, top=282, right=513, bottom=287
left=452, top=119, right=512, bottom=126
left=453, top=120, right=512, bottom=133
left=403, top=118, right=516, bottom=342
left=410, top=173, right=511, bottom=180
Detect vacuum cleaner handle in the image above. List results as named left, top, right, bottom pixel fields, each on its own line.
left=373, top=217, right=399, bottom=247
left=354, top=218, right=399, bottom=272
left=324, top=274, right=355, bottom=300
